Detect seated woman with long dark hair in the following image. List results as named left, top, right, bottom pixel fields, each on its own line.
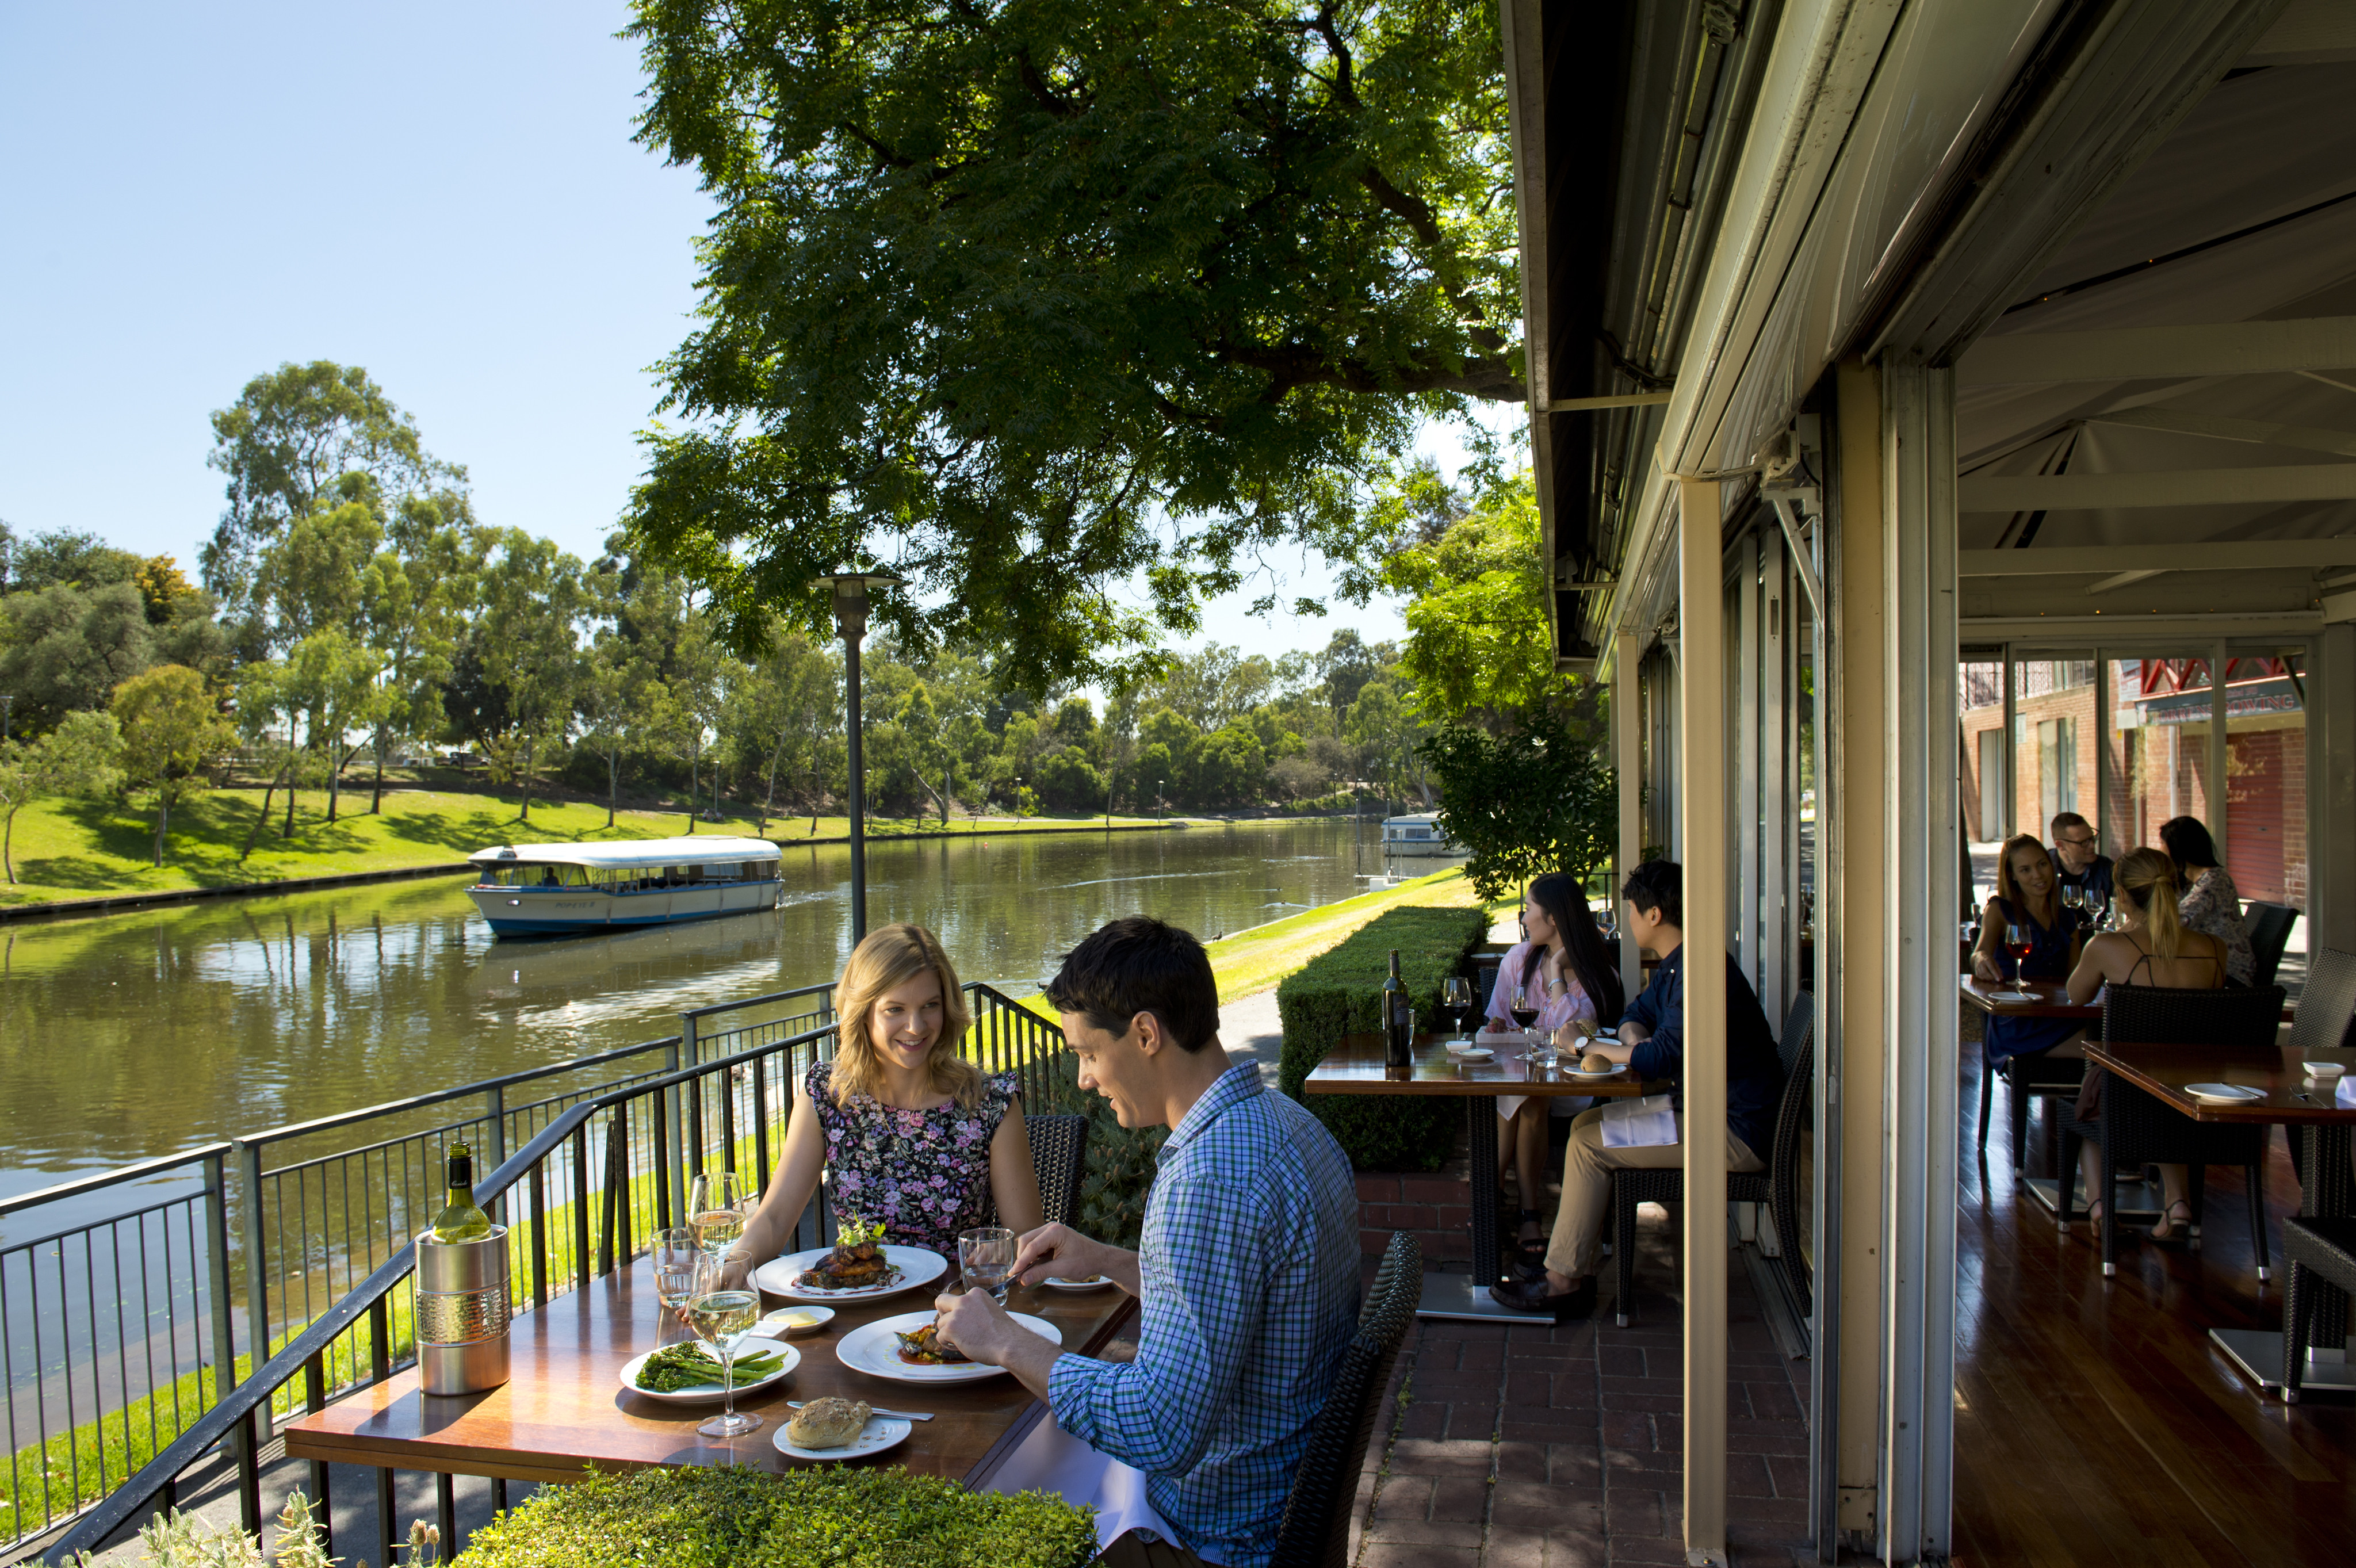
left=720, top=923, right=1044, bottom=1286
left=2062, top=846, right=2229, bottom=1244
left=1971, top=832, right=2085, bottom=1066
left=2159, top=815, right=2255, bottom=986
left=1485, top=871, right=1624, bottom=1279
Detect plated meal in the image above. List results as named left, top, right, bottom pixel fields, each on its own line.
left=798, top=1216, right=898, bottom=1291
left=751, top=1226, right=948, bottom=1302
left=618, top=1337, right=798, bottom=1403
left=772, top=1396, right=912, bottom=1462
left=893, top=1320, right=973, bottom=1367
left=836, top=1309, right=1061, bottom=1385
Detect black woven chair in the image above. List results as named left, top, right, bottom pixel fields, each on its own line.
left=2282, top=1217, right=2356, bottom=1403
left=2282, top=947, right=2356, bottom=1193
left=1472, top=953, right=1504, bottom=1018
left=2060, top=982, right=2284, bottom=1279
left=2245, top=902, right=2300, bottom=990
left=1976, top=1043, right=2087, bottom=1177
left=981, top=1114, right=1087, bottom=1229
left=1611, top=993, right=1813, bottom=1327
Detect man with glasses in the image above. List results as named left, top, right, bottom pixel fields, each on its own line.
left=2048, top=812, right=2113, bottom=908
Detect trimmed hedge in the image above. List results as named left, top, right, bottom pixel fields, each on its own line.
left=452, top=1464, right=1097, bottom=1568
left=1276, top=904, right=1490, bottom=1169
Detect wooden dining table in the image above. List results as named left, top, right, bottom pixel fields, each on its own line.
left=1303, top=1030, right=1666, bottom=1324
left=1959, top=974, right=2296, bottom=1021
left=282, top=1255, right=1135, bottom=1548
left=2082, top=1041, right=2356, bottom=1397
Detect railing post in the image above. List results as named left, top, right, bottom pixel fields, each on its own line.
left=234, top=1142, right=271, bottom=1447
left=303, top=1351, right=332, bottom=1555
left=663, top=1040, right=687, bottom=1233
left=202, top=1151, right=250, bottom=1507
left=485, top=1084, right=508, bottom=1224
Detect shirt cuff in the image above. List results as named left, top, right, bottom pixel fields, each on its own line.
left=1046, top=1351, right=1110, bottom=1443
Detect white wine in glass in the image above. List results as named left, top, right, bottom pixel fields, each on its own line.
left=689, top=1171, right=750, bottom=1256
left=686, top=1281, right=763, bottom=1438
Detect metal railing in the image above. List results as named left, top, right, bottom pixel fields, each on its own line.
left=2, top=981, right=1071, bottom=1562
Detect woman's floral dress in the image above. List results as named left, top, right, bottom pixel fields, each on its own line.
left=804, top=1058, right=1018, bottom=1261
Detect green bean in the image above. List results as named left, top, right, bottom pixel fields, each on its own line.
left=634, top=1342, right=786, bottom=1393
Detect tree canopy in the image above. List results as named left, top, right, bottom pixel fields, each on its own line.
left=623, top=0, right=1519, bottom=685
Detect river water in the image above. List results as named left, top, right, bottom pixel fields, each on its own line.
left=0, top=818, right=1435, bottom=1205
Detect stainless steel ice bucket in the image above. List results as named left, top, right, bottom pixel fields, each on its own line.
left=414, top=1227, right=511, bottom=1395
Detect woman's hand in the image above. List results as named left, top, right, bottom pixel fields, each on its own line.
left=1972, top=949, right=2002, bottom=984
left=717, top=1255, right=754, bottom=1292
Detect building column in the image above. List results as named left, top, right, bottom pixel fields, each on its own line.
left=1617, top=627, right=1644, bottom=998
left=1677, top=475, right=1729, bottom=1562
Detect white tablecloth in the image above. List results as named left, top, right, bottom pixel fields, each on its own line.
left=984, top=1414, right=1211, bottom=1561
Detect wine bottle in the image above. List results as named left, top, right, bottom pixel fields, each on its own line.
left=431, top=1142, right=494, bottom=1242
left=1383, top=949, right=1413, bottom=1069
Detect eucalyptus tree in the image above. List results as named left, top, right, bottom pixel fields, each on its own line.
left=0, top=582, right=156, bottom=728
left=479, top=531, right=591, bottom=821
left=285, top=629, right=389, bottom=824
left=622, top=0, right=1518, bottom=686
left=111, top=665, right=235, bottom=866
left=0, top=710, right=121, bottom=884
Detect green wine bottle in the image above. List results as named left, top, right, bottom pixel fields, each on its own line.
left=431, top=1142, right=494, bottom=1242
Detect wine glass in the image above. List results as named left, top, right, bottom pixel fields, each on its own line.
left=959, top=1226, right=1017, bottom=1303
left=1441, top=976, right=1474, bottom=1047
left=2005, top=923, right=2036, bottom=1002
left=1508, top=982, right=1541, bottom=1051
left=686, top=1256, right=763, bottom=1438
left=652, top=1227, right=702, bottom=1325
left=689, top=1171, right=751, bottom=1257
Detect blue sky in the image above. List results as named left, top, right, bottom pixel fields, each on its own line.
left=0, top=3, right=1512, bottom=663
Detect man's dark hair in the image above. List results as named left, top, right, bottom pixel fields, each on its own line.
left=2051, top=811, right=2092, bottom=836
left=1046, top=916, right=1221, bottom=1053
left=1620, top=860, right=1683, bottom=928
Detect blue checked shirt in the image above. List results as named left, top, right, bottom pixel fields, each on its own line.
left=1048, top=1062, right=1360, bottom=1567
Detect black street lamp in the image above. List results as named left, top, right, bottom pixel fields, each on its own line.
left=1156, top=779, right=1165, bottom=823
left=810, top=566, right=907, bottom=943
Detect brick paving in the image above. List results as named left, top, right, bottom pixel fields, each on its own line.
left=1344, top=1207, right=1815, bottom=1567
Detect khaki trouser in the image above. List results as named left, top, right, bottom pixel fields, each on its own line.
left=1545, top=1107, right=1764, bottom=1279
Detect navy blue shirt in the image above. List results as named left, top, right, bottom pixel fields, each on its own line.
left=2048, top=850, right=2114, bottom=907
left=1620, top=946, right=1786, bottom=1160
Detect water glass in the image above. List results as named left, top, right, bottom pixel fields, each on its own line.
left=958, top=1226, right=1017, bottom=1303
left=652, top=1227, right=702, bottom=1324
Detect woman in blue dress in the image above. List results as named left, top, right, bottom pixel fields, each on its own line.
left=1971, top=833, right=2085, bottom=1065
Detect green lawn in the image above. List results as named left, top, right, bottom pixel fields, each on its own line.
left=0, top=788, right=1175, bottom=908
left=1203, top=865, right=1500, bottom=999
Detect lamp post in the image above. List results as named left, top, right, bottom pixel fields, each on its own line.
left=810, top=566, right=907, bottom=943
left=1, top=694, right=13, bottom=744
left=1156, top=779, right=1165, bottom=823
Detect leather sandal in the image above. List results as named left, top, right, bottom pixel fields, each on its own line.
left=1513, top=1210, right=1548, bottom=1280
left=1489, top=1276, right=1597, bottom=1321
left=2150, top=1199, right=2192, bottom=1244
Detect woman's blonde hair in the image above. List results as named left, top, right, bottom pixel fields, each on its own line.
left=828, top=924, right=981, bottom=1108
left=1995, top=833, right=2054, bottom=924
left=2115, top=846, right=2189, bottom=961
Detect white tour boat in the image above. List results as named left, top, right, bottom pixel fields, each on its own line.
left=1380, top=813, right=1458, bottom=857
left=466, top=836, right=783, bottom=936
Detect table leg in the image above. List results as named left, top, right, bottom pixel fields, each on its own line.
left=1413, top=1095, right=1551, bottom=1323
left=2208, top=1123, right=2352, bottom=1394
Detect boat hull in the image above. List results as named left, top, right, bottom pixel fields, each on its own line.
left=469, top=881, right=782, bottom=936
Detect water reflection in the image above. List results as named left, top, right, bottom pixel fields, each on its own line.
left=0, top=820, right=1433, bottom=1199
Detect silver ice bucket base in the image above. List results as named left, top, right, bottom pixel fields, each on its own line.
left=414, top=1227, right=512, bottom=1397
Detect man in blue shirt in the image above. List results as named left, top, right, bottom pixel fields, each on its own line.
left=1490, top=860, right=1785, bottom=1319
left=936, top=916, right=1360, bottom=1567
left=2048, top=811, right=2114, bottom=908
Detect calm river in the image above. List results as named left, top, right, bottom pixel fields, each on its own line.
left=0, top=818, right=1432, bottom=1204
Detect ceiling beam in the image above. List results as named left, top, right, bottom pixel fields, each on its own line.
left=2089, top=406, right=2356, bottom=457
left=1959, top=463, right=2356, bottom=511
left=1536, top=392, right=1677, bottom=412
left=1960, top=540, right=2356, bottom=577
left=2085, top=568, right=2168, bottom=595
left=1957, top=316, right=2356, bottom=385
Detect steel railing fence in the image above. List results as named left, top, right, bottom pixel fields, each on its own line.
left=1, top=981, right=1071, bottom=1563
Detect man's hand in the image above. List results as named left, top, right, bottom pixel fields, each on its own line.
left=933, top=1288, right=1061, bottom=1401
left=1011, top=1222, right=1099, bottom=1286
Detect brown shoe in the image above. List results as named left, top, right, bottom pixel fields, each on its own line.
left=1489, top=1276, right=1596, bottom=1320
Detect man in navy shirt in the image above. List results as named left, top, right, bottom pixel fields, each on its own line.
left=1491, top=860, right=1785, bottom=1319
left=2048, top=812, right=2113, bottom=908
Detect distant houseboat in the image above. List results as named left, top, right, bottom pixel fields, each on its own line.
left=466, top=837, right=783, bottom=935
left=1381, top=813, right=1457, bottom=856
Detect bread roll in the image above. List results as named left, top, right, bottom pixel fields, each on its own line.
left=1581, top=1051, right=1615, bottom=1075
left=786, top=1395, right=871, bottom=1448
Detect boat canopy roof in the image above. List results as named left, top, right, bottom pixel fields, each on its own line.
left=1383, top=813, right=1440, bottom=827
left=466, top=836, right=779, bottom=870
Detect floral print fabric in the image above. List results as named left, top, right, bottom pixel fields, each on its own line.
left=804, top=1058, right=1016, bottom=1260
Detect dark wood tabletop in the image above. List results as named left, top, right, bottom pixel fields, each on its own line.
left=1958, top=977, right=2094, bottom=1017
left=282, top=1256, right=1135, bottom=1486
left=2080, top=1043, right=2356, bottom=1125
left=1303, top=1031, right=1667, bottom=1098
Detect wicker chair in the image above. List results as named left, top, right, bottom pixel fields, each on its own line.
left=2281, top=1217, right=2356, bottom=1403
left=1611, top=992, right=1814, bottom=1328
left=2282, top=947, right=2356, bottom=1193
left=2060, top=982, right=2284, bottom=1278
left=1976, top=1045, right=2087, bottom=1177
left=981, top=1114, right=1087, bottom=1230
left=2245, top=902, right=2300, bottom=990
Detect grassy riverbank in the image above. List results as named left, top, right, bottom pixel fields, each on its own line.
left=0, top=789, right=1176, bottom=909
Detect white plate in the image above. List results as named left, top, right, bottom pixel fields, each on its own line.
left=1043, top=1275, right=1112, bottom=1292
left=773, top=1412, right=912, bottom=1463
left=1453, top=1047, right=1493, bottom=1061
left=2303, top=1062, right=2346, bottom=1079
left=835, top=1310, right=1061, bottom=1385
left=1574, top=1066, right=1621, bottom=1079
left=756, top=1306, right=835, bottom=1336
left=753, top=1245, right=947, bottom=1302
left=619, top=1337, right=798, bottom=1403
left=2185, top=1082, right=2265, bottom=1104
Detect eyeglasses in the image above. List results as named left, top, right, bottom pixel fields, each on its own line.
left=2056, top=835, right=2096, bottom=848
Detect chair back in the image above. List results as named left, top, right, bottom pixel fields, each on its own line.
left=2245, top=902, right=2300, bottom=990
left=996, top=1114, right=1087, bottom=1230
left=1473, top=954, right=1504, bottom=1017
left=1769, top=1032, right=1815, bottom=1315
left=1268, top=1230, right=1421, bottom=1568
left=2101, top=982, right=2284, bottom=1051
left=1776, top=990, right=1815, bottom=1080
left=2289, top=947, right=2356, bottom=1058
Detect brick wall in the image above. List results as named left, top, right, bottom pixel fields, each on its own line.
left=1355, top=1168, right=1475, bottom=1265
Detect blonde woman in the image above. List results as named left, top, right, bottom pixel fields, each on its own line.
left=720, top=924, right=1043, bottom=1285
left=2062, top=847, right=2228, bottom=1243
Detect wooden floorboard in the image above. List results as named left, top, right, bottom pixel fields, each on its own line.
left=1953, top=1043, right=2355, bottom=1567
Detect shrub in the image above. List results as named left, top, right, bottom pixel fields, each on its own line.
left=452, top=1464, right=1096, bottom=1568
left=1276, top=904, right=1490, bottom=1169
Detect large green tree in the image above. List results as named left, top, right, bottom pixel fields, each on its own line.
left=1384, top=474, right=1569, bottom=732
left=112, top=664, right=234, bottom=866
left=0, top=710, right=121, bottom=884
left=623, top=0, right=1518, bottom=684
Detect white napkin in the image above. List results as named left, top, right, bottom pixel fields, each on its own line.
left=983, top=1416, right=1186, bottom=1558
left=1600, top=1093, right=1678, bottom=1149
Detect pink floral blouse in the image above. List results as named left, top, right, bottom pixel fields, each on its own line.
left=1485, top=940, right=1600, bottom=1036
left=805, top=1059, right=1016, bottom=1261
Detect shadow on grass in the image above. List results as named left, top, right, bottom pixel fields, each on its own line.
left=10, top=854, right=156, bottom=891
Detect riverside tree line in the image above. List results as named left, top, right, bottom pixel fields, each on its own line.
left=0, top=363, right=1604, bottom=881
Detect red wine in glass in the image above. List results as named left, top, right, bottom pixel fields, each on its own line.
left=2005, top=924, right=2036, bottom=1000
